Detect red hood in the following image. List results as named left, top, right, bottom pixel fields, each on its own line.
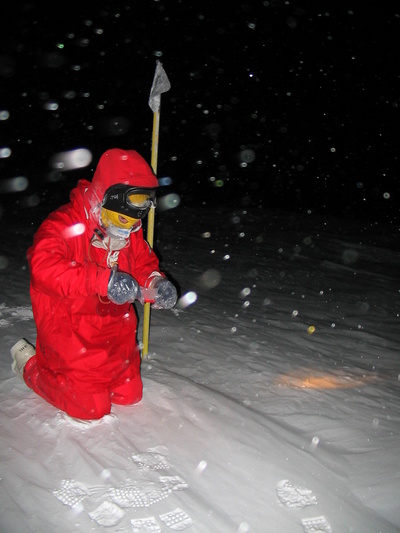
left=92, top=148, right=158, bottom=198
left=80, top=149, right=158, bottom=234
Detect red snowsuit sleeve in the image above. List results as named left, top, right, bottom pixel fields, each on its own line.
left=124, top=225, right=164, bottom=287
left=27, top=207, right=110, bottom=299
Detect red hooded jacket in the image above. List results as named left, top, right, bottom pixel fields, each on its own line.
left=27, top=149, right=161, bottom=394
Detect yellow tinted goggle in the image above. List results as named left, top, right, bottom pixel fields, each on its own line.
left=102, top=185, right=155, bottom=220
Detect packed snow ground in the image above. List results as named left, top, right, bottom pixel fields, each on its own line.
left=0, top=205, right=399, bottom=533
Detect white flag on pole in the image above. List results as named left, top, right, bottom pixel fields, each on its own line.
left=148, top=60, right=171, bottom=113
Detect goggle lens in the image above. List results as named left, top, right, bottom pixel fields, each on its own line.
left=102, top=185, right=156, bottom=220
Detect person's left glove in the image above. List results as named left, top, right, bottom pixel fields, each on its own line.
left=149, top=276, right=178, bottom=309
left=107, top=270, right=141, bottom=304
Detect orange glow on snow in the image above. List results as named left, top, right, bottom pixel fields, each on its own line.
left=276, top=370, right=377, bottom=390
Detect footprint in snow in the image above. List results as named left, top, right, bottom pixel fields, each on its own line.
left=302, top=515, right=332, bottom=533
left=159, top=508, right=193, bottom=531
left=88, top=501, right=125, bottom=527
left=53, top=479, right=92, bottom=508
left=276, top=479, right=318, bottom=508
left=130, top=450, right=172, bottom=470
left=131, top=516, right=161, bottom=532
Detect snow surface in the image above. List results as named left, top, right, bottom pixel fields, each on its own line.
left=1, top=205, right=400, bottom=533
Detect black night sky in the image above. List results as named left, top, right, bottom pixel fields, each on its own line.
left=1, top=1, right=399, bottom=226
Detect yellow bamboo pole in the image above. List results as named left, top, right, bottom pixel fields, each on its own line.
left=142, top=110, right=160, bottom=358
left=142, top=60, right=170, bottom=358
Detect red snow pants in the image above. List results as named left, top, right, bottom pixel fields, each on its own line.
left=23, top=356, right=143, bottom=420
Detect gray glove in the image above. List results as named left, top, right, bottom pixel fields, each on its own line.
left=151, top=277, right=178, bottom=309
left=107, top=270, right=141, bottom=305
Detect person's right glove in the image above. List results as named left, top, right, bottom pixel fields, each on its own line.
left=149, top=276, right=178, bottom=309
left=107, top=270, right=141, bottom=305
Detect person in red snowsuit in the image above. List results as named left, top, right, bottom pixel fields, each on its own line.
left=22, top=148, right=177, bottom=420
